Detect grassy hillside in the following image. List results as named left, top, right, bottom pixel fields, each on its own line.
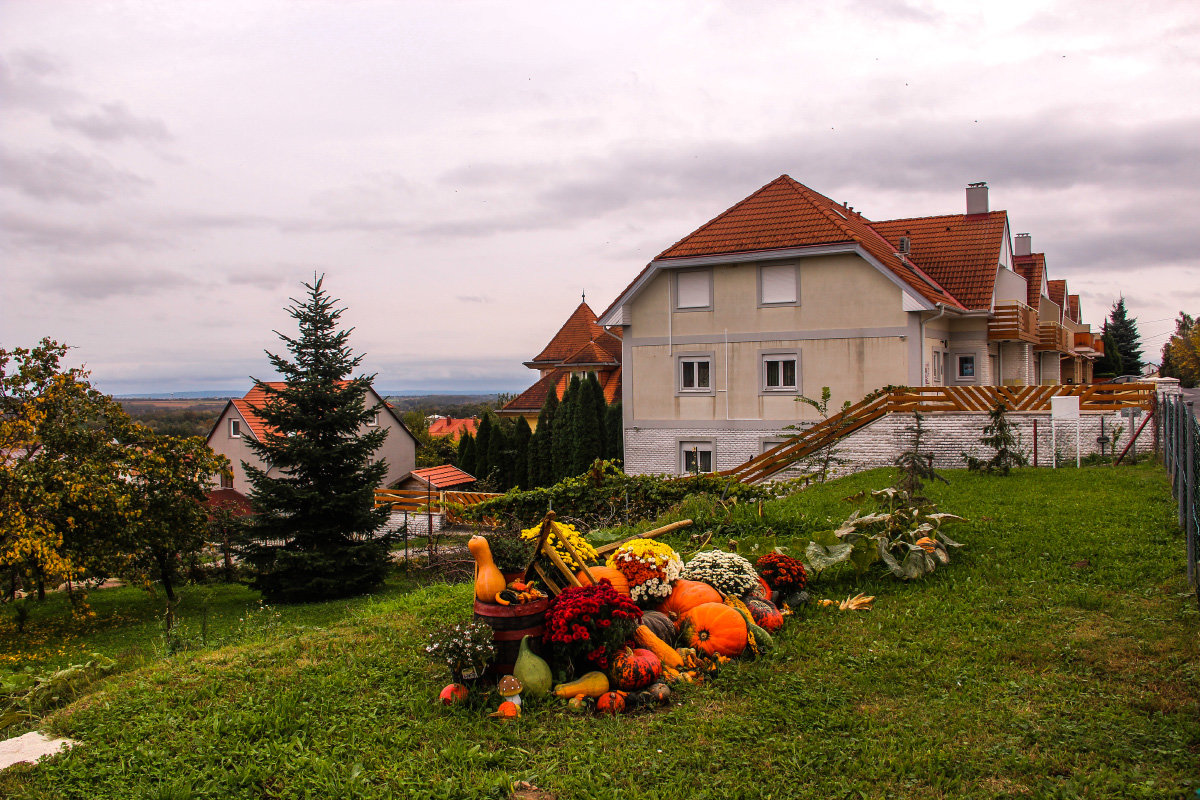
left=2, top=465, right=1196, bottom=799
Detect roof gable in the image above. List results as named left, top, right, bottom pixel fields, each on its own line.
left=601, top=175, right=963, bottom=323
left=1012, top=253, right=1047, bottom=309
left=870, top=211, right=1009, bottom=311
left=227, top=381, right=414, bottom=444
left=530, top=302, right=613, bottom=364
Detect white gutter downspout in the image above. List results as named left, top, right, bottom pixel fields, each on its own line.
left=920, top=303, right=948, bottom=386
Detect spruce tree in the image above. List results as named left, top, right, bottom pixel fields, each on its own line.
left=1102, top=297, right=1144, bottom=377
left=551, top=376, right=579, bottom=480
left=533, top=390, right=558, bottom=486
left=242, top=276, right=392, bottom=603
left=571, top=375, right=604, bottom=474
left=511, top=416, right=532, bottom=490
left=605, top=401, right=623, bottom=465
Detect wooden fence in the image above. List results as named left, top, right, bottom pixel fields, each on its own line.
left=373, top=488, right=502, bottom=514
left=724, top=383, right=1156, bottom=484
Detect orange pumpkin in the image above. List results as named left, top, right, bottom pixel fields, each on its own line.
left=576, top=567, right=631, bottom=597
left=679, top=602, right=748, bottom=658
left=596, top=690, right=626, bottom=715
left=656, top=580, right=722, bottom=624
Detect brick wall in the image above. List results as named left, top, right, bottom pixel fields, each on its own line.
left=625, top=408, right=1148, bottom=477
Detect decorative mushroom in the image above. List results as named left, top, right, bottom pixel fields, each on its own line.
left=496, top=674, right=524, bottom=708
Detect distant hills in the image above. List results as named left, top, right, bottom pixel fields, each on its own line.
left=116, top=390, right=503, bottom=402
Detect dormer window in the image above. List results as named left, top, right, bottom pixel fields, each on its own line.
left=230, top=419, right=241, bottom=438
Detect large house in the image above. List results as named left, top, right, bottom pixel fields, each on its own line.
left=596, top=175, right=1104, bottom=475
left=206, top=382, right=418, bottom=495
left=498, top=300, right=622, bottom=428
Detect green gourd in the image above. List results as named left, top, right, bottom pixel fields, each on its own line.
left=513, top=635, right=553, bottom=697
left=747, top=621, right=774, bottom=654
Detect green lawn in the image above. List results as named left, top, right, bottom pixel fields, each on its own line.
left=1, top=464, right=1197, bottom=799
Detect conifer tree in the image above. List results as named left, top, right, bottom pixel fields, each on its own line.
left=511, top=416, right=532, bottom=490
left=551, top=376, right=579, bottom=480
left=242, top=276, right=392, bottom=603
left=1094, top=330, right=1122, bottom=379
left=1102, top=297, right=1144, bottom=377
left=456, top=432, right=476, bottom=477
left=533, top=390, right=558, bottom=486
left=484, top=418, right=510, bottom=489
left=571, top=375, right=604, bottom=474
left=473, top=413, right=494, bottom=483
left=586, top=373, right=607, bottom=454
left=605, top=401, right=623, bottom=465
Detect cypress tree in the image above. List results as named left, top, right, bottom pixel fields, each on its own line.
left=605, top=401, right=623, bottom=465
left=512, top=416, right=532, bottom=490
left=485, top=420, right=510, bottom=489
left=552, top=376, right=580, bottom=481
left=457, top=432, right=476, bottom=477
left=533, top=389, right=558, bottom=486
left=242, top=276, right=392, bottom=603
left=1102, top=297, right=1144, bottom=377
left=572, top=375, right=603, bottom=474
left=587, top=373, right=607, bottom=453
left=1094, top=330, right=1122, bottom=379
left=474, top=413, right=494, bottom=482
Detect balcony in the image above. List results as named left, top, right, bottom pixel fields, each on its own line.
left=1036, top=321, right=1073, bottom=353
left=988, top=301, right=1039, bottom=344
left=1073, top=330, right=1099, bottom=356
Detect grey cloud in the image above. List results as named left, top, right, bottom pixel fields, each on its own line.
left=0, top=145, right=151, bottom=203
left=455, top=295, right=488, bottom=303
left=37, top=265, right=201, bottom=300
left=225, top=265, right=307, bottom=291
left=0, top=211, right=166, bottom=252
left=52, top=102, right=172, bottom=144
left=0, top=50, right=79, bottom=111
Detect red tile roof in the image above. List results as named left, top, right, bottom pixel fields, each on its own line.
left=427, top=417, right=478, bottom=440
left=409, top=464, right=476, bottom=489
left=1012, top=253, right=1046, bottom=309
left=560, top=340, right=620, bottom=367
left=602, top=175, right=965, bottom=323
left=530, top=302, right=619, bottom=364
left=870, top=211, right=1009, bottom=311
left=205, top=488, right=253, bottom=517
left=501, top=366, right=622, bottom=414
left=228, top=381, right=398, bottom=442
left=1047, top=279, right=1067, bottom=311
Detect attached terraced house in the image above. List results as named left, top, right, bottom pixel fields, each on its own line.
left=596, top=176, right=1105, bottom=475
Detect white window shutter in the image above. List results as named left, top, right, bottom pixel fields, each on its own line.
left=761, top=265, right=796, bottom=304
left=677, top=270, right=710, bottom=308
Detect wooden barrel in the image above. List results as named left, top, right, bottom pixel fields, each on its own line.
left=473, top=596, right=549, bottom=677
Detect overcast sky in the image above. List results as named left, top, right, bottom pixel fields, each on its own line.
left=2, top=0, right=1197, bottom=396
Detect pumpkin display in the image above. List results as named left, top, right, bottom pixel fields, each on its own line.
left=513, top=635, right=553, bottom=696
left=576, top=567, right=632, bottom=597
left=596, top=690, right=626, bottom=715
left=553, top=670, right=610, bottom=699
left=640, top=610, right=677, bottom=645
left=438, top=683, right=469, bottom=705
left=747, top=599, right=784, bottom=633
left=633, top=625, right=683, bottom=669
left=747, top=621, right=774, bottom=653
left=656, top=580, right=722, bottom=624
left=678, top=602, right=748, bottom=658
left=748, top=576, right=772, bottom=601
left=611, top=647, right=662, bottom=690
left=646, top=682, right=671, bottom=705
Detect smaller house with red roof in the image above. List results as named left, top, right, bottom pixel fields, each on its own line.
left=395, top=464, right=477, bottom=492
left=206, top=382, right=417, bottom=496
left=498, top=300, right=622, bottom=428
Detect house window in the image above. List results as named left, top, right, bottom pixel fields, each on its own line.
left=759, top=264, right=799, bottom=306
left=762, top=353, right=799, bottom=392
left=675, top=269, right=712, bottom=310
left=679, top=356, right=712, bottom=392
left=366, top=411, right=379, bottom=427
left=220, top=469, right=234, bottom=489
left=680, top=441, right=714, bottom=475
left=230, top=419, right=241, bottom=438
left=956, top=354, right=976, bottom=380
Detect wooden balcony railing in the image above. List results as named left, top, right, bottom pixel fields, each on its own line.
left=1036, top=321, right=1073, bottom=353
left=1074, top=330, right=1100, bottom=356
left=988, top=301, right=1039, bottom=343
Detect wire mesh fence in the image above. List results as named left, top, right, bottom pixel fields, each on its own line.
left=1162, top=394, right=1199, bottom=603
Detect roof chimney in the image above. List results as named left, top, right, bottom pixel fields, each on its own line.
left=898, top=236, right=911, bottom=254
left=966, top=181, right=988, bottom=215
left=1014, top=232, right=1032, bottom=257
